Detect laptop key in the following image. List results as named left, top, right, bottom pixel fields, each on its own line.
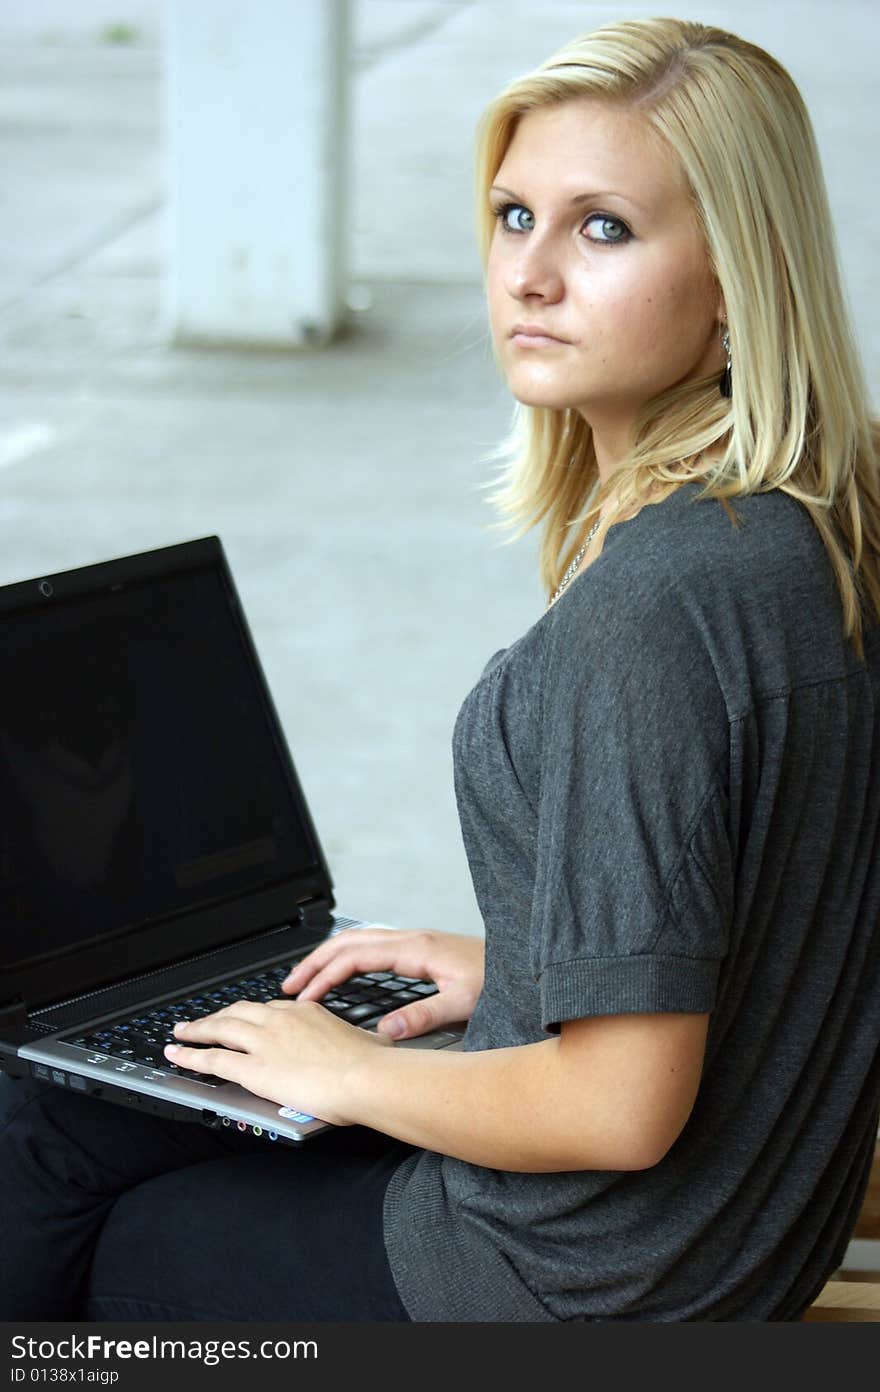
left=340, top=1002, right=386, bottom=1024
left=322, top=1000, right=351, bottom=1016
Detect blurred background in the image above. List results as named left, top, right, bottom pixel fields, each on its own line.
left=1, top=0, right=878, bottom=939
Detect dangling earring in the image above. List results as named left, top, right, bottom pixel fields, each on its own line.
left=719, top=324, right=732, bottom=399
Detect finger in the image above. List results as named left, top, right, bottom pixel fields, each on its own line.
left=171, top=1015, right=263, bottom=1051
left=264, top=998, right=325, bottom=1016
left=163, top=1042, right=245, bottom=1083
left=376, top=989, right=467, bottom=1041
left=286, top=945, right=404, bottom=1002
left=188, top=1000, right=271, bottom=1026
left=283, top=932, right=433, bottom=1002
left=281, top=929, right=399, bottom=994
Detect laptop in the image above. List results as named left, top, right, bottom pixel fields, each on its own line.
left=0, top=537, right=465, bottom=1144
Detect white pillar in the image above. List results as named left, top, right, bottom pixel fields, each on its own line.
left=163, top=0, right=349, bottom=348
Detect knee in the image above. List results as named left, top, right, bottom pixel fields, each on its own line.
left=0, top=1073, right=123, bottom=1188
left=1, top=1072, right=93, bottom=1131
left=0, top=1075, right=63, bottom=1186
left=0, top=1074, right=53, bottom=1132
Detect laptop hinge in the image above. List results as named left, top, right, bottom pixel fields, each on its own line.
left=297, top=899, right=334, bottom=931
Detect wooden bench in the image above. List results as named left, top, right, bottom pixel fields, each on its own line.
left=802, top=1138, right=880, bottom=1322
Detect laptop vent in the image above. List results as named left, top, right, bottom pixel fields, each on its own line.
left=31, top=920, right=313, bottom=1030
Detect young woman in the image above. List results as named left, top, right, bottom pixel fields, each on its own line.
left=2, top=16, right=879, bottom=1323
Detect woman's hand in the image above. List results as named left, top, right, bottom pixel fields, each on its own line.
left=282, top=927, right=485, bottom=1040
left=163, top=999, right=393, bottom=1125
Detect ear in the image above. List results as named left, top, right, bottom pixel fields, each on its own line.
left=715, top=290, right=727, bottom=325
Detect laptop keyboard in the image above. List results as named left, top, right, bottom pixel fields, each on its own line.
left=68, top=962, right=439, bottom=1086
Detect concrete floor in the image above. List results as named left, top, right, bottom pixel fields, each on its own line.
left=1, top=0, right=877, bottom=943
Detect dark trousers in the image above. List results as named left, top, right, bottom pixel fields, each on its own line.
left=0, top=1075, right=417, bottom=1322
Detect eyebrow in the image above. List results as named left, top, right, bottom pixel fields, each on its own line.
left=489, top=184, right=647, bottom=214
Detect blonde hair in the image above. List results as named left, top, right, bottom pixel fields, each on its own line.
left=474, top=16, right=880, bottom=660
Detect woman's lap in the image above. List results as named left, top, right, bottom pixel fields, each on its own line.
left=85, top=1134, right=414, bottom=1321
left=0, top=1074, right=416, bottom=1322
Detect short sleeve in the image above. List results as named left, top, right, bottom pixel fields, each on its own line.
left=531, top=568, right=734, bottom=1034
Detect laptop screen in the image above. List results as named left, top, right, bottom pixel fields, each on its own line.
left=0, top=556, right=321, bottom=970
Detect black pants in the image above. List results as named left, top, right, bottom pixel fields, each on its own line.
left=0, top=1075, right=417, bottom=1321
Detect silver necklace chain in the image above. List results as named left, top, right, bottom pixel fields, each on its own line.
left=548, top=517, right=602, bottom=609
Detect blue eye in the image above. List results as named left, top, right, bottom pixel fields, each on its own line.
left=496, top=204, right=534, bottom=233
left=585, top=214, right=629, bottom=244
left=491, top=202, right=632, bottom=246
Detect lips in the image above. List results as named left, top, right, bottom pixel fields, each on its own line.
left=509, top=324, right=570, bottom=344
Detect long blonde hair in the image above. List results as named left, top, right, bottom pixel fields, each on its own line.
left=474, top=17, right=880, bottom=660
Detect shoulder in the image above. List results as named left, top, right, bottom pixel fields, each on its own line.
left=543, top=484, right=724, bottom=657
left=548, top=481, right=849, bottom=722
left=599, top=481, right=817, bottom=580
left=558, top=482, right=828, bottom=629
left=543, top=483, right=821, bottom=719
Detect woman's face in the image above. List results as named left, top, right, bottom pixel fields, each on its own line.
left=485, top=99, right=725, bottom=439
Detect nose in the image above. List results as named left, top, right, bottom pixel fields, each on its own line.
left=505, top=227, right=565, bottom=304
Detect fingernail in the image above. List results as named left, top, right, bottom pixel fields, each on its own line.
left=383, top=1016, right=406, bottom=1039
left=164, top=1044, right=179, bottom=1055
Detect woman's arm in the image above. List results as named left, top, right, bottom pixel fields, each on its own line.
left=343, top=1009, right=710, bottom=1172
left=168, top=1003, right=710, bottom=1172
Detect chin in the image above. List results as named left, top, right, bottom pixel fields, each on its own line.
left=502, top=363, right=593, bottom=414
left=503, top=374, right=569, bottom=407
left=510, top=386, right=587, bottom=413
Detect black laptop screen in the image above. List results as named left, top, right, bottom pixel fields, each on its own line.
left=0, top=563, right=319, bottom=968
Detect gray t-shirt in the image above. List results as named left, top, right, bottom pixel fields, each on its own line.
left=381, top=480, right=880, bottom=1321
